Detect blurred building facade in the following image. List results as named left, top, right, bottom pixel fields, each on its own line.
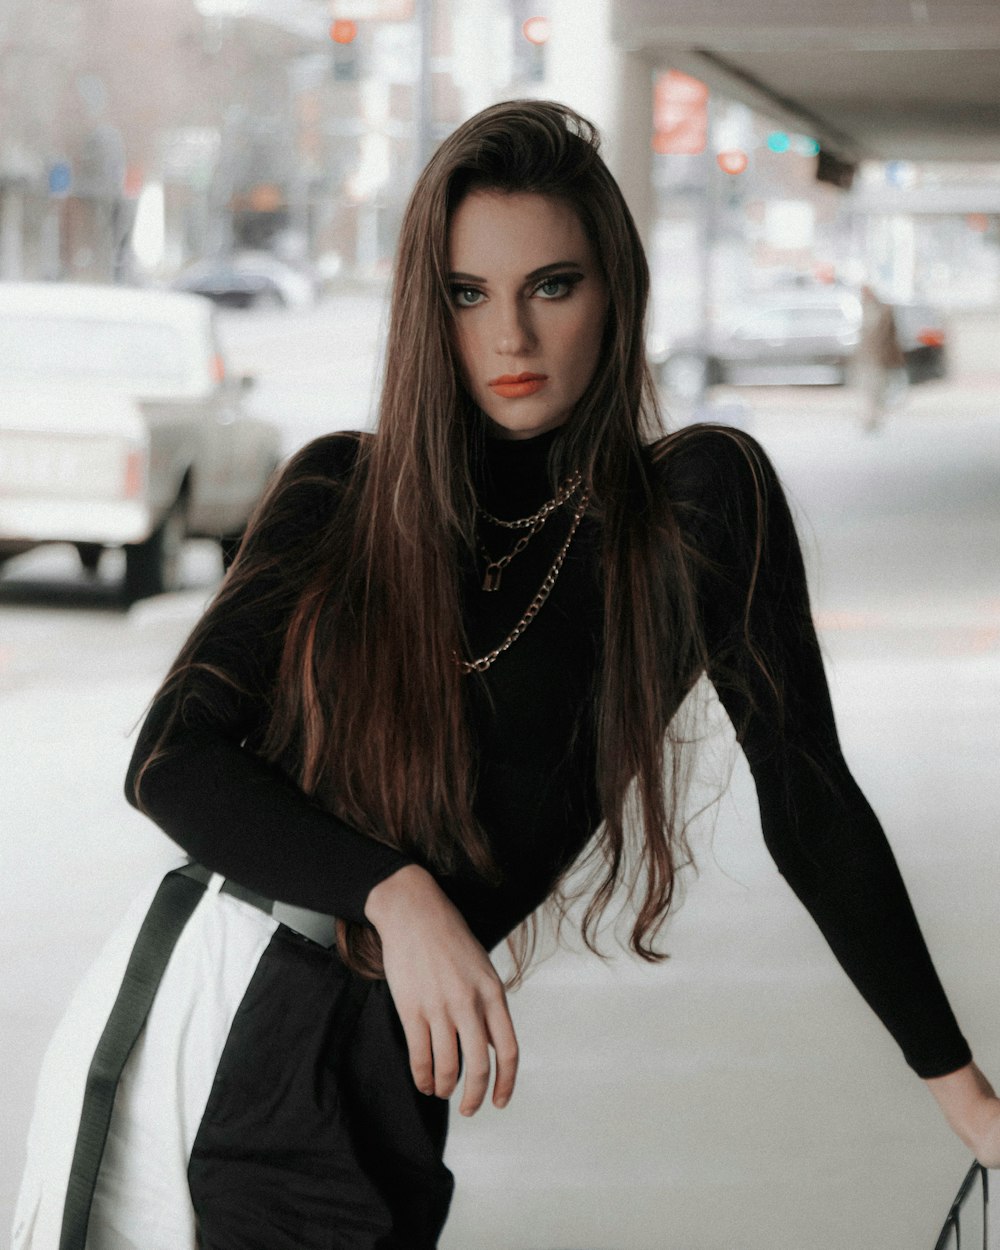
left=0, top=0, right=552, bottom=285
left=2, top=0, right=998, bottom=311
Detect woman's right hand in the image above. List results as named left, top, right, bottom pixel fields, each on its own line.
left=364, top=864, right=519, bottom=1117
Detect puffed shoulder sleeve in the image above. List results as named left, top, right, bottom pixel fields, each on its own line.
left=125, top=433, right=413, bottom=923
left=656, top=425, right=971, bottom=1078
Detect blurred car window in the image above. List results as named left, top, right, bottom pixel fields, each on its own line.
left=0, top=316, right=188, bottom=390
left=730, top=303, right=858, bottom=341
left=792, top=305, right=858, bottom=337
left=732, top=309, right=793, bottom=339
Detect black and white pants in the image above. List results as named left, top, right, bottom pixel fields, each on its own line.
left=13, top=863, right=454, bottom=1250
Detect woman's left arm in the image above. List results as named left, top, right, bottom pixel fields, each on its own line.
left=667, top=426, right=998, bottom=1161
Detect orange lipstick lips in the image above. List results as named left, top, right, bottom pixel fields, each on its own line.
left=488, top=372, right=548, bottom=399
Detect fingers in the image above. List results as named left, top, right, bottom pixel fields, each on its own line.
left=399, top=990, right=519, bottom=1115
left=456, top=1015, right=492, bottom=1117
left=454, top=986, right=519, bottom=1116
left=484, top=992, right=519, bottom=1109
left=400, top=1014, right=434, bottom=1097
left=429, top=1017, right=461, bottom=1100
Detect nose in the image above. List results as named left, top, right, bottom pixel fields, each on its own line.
left=493, top=297, right=537, bottom=358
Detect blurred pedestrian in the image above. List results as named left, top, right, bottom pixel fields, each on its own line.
left=855, top=282, right=906, bottom=432
left=13, top=101, right=1000, bottom=1250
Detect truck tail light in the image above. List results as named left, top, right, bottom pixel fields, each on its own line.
left=123, top=447, right=146, bottom=499
left=916, top=328, right=945, bottom=348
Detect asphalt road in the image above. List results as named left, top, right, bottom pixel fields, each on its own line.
left=3, top=294, right=999, bottom=1248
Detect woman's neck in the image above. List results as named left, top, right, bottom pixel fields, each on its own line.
left=472, top=422, right=562, bottom=517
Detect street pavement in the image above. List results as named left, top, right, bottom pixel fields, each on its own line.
left=2, top=294, right=998, bottom=1247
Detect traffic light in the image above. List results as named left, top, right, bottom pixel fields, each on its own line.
left=522, top=16, right=549, bottom=44
left=330, top=20, right=359, bottom=81
left=716, top=150, right=748, bottom=174
left=515, top=14, right=548, bottom=82
left=330, top=19, right=357, bottom=43
left=765, top=131, right=821, bottom=157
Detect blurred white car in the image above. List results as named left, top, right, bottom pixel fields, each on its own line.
left=654, top=286, right=948, bottom=401
left=0, top=282, right=282, bottom=600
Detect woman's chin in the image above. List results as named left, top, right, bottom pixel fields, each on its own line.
left=482, top=410, right=569, bottom=441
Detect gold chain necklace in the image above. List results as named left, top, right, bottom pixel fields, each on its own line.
left=477, top=471, right=583, bottom=530
left=476, top=472, right=583, bottom=592
left=478, top=518, right=546, bottom=592
left=458, top=485, right=590, bottom=675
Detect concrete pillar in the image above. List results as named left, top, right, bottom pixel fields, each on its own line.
left=533, top=0, right=654, bottom=251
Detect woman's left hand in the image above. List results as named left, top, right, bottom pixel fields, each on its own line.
left=925, top=1061, right=1000, bottom=1167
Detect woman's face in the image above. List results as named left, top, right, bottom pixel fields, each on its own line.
left=447, top=190, right=609, bottom=440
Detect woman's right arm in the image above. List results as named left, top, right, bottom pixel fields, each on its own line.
left=129, top=432, right=519, bottom=1113
left=126, top=433, right=412, bottom=924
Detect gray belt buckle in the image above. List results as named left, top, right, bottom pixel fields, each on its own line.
left=272, top=901, right=338, bottom=949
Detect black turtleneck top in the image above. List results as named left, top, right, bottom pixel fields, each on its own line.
left=125, top=424, right=971, bottom=1080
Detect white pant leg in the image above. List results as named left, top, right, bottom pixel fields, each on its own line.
left=12, top=874, right=168, bottom=1250
left=12, top=870, right=278, bottom=1250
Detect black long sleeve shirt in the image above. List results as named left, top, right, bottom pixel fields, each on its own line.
left=126, top=423, right=972, bottom=1080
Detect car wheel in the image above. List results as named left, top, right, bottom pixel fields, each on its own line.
left=124, top=497, right=187, bottom=603
left=663, top=352, right=710, bottom=403
left=75, top=542, right=103, bottom=575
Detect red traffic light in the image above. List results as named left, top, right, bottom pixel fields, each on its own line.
left=522, top=16, right=550, bottom=45
left=330, top=19, right=358, bottom=44
left=716, top=150, right=748, bottom=175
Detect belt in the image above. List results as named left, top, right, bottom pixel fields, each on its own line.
left=177, top=861, right=339, bottom=949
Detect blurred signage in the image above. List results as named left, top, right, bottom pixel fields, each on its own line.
left=48, top=161, right=72, bottom=197
left=329, top=0, right=413, bottom=17
left=885, top=159, right=916, bottom=188
left=652, top=70, right=708, bottom=155
left=816, top=148, right=855, bottom=190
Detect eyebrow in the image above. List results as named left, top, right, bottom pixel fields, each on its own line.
left=447, top=260, right=586, bottom=284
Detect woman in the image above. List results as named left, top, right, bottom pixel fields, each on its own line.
left=854, top=282, right=906, bottom=432
left=13, top=99, right=1000, bottom=1249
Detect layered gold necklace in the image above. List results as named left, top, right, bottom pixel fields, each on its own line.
left=457, top=472, right=589, bottom=675
left=476, top=470, right=583, bottom=592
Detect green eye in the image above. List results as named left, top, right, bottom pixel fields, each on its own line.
left=451, top=286, right=483, bottom=308
left=534, top=275, right=580, bottom=299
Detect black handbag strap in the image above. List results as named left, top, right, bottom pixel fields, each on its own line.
left=59, top=869, right=207, bottom=1250
left=933, top=1160, right=989, bottom=1250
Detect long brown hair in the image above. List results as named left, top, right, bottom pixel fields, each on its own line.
left=136, top=101, right=777, bottom=982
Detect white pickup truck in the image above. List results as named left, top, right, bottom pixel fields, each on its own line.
left=0, top=282, right=281, bottom=601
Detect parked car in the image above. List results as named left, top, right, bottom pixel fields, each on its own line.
left=891, top=300, right=949, bottom=385
left=172, top=251, right=316, bottom=310
left=655, top=287, right=948, bottom=401
left=0, top=282, right=282, bottom=600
